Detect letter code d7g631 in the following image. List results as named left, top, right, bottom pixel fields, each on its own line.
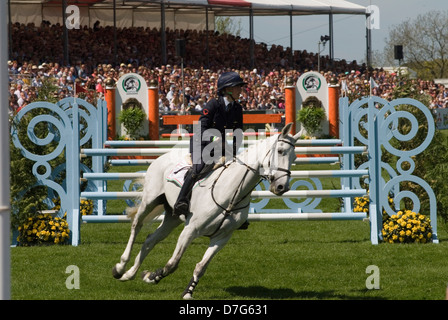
left=223, top=305, right=267, bottom=315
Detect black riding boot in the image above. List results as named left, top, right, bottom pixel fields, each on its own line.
left=173, top=170, right=197, bottom=216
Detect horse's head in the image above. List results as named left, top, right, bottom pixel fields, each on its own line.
left=263, top=123, right=299, bottom=195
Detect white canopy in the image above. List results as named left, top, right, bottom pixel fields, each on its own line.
left=10, top=0, right=367, bottom=28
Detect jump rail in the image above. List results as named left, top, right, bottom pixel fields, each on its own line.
left=11, top=96, right=438, bottom=246
left=80, top=143, right=369, bottom=227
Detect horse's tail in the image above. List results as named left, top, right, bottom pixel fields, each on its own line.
left=126, top=177, right=165, bottom=225
left=125, top=206, right=139, bottom=220
left=125, top=177, right=145, bottom=220
left=126, top=203, right=165, bottom=225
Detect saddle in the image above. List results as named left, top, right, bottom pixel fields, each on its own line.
left=166, top=154, right=227, bottom=187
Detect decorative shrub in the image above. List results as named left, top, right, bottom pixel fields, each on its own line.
left=80, top=199, right=94, bottom=216
left=53, top=198, right=94, bottom=216
left=118, top=106, right=146, bottom=140
left=353, top=194, right=432, bottom=243
left=382, top=210, right=433, bottom=244
left=353, top=194, right=370, bottom=214
left=297, top=105, right=325, bottom=136
left=353, top=192, right=394, bottom=217
left=17, top=213, right=70, bottom=246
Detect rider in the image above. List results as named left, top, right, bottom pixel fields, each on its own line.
left=173, top=71, right=246, bottom=217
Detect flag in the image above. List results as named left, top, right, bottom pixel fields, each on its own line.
left=370, top=77, right=379, bottom=97
left=75, top=82, right=87, bottom=95
left=341, top=80, right=348, bottom=97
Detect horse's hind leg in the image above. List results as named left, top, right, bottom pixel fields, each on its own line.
left=120, top=205, right=182, bottom=281
left=112, top=197, right=163, bottom=280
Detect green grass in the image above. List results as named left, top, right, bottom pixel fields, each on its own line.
left=11, top=219, right=448, bottom=300
left=10, top=162, right=448, bottom=300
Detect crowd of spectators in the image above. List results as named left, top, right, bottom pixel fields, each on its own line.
left=7, top=22, right=448, bottom=116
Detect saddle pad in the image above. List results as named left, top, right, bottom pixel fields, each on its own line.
left=166, top=155, right=220, bottom=188
left=166, top=158, right=191, bottom=187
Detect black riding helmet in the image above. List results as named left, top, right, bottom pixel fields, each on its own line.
left=217, top=71, right=247, bottom=93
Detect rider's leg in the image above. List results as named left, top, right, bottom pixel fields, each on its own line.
left=173, top=163, right=203, bottom=216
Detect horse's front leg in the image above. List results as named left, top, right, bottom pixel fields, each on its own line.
left=112, top=201, right=160, bottom=280
left=120, top=210, right=182, bottom=281
left=182, top=231, right=233, bottom=300
left=141, top=222, right=197, bottom=284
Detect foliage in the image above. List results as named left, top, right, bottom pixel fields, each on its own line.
left=353, top=193, right=394, bottom=218
left=53, top=198, right=94, bottom=216
left=33, top=78, right=60, bottom=103
left=9, top=111, right=53, bottom=228
left=10, top=83, right=98, bottom=230
left=390, top=78, right=448, bottom=225
left=118, top=106, right=146, bottom=140
left=354, top=195, right=433, bottom=243
left=16, top=213, right=70, bottom=246
left=215, top=16, right=242, bottom=36
left=353, top=194, right=370, bottom=214
left=383, top=10, right=448, bottom=79
left=382, top=210, right=433, bottom=244
left=297, top=105, right=325, bottom=136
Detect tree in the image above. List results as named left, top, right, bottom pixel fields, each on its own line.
left=384, top=10, right=448, bottom=79
left=215, top=16, right=242, bottom=36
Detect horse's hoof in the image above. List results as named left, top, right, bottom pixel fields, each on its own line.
left=141, top=270, right=157, bottom=284
left=112, top=266, right=123, bottom=279
left=182, top=293, right=194, bottom=300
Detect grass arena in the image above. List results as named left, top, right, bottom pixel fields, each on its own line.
left=8, top=95, right=448, bottom=301
left=4, top=2, right=448, bottom=303
left=10, top=161, right=448, bottom=300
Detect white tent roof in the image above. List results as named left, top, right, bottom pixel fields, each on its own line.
left=10, top=0, right=367, bottom=16
left=9, top=0, right=367, bottom=28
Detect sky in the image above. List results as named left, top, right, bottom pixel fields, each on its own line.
left=234, top=0, right=447, bottom=66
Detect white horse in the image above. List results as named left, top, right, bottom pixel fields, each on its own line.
left=112, top=123, right=300, bottom=299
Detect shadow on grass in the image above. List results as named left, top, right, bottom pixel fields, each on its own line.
left=225, top=286, right=386, bottom=300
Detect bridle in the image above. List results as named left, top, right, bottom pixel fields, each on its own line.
left=263, top=136, right=295, bottom=183
left=209, top=134, right=295, bottom=216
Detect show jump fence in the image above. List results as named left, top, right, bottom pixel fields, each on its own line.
left=11, top=96, right=438, bottom=246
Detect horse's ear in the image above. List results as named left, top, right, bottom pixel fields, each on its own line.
left=293, top=131, right=301, bottom=141
left=281, top=123, right=293, bottom=137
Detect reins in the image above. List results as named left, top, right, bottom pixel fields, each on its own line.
left=209, top=136, right=294, bottom=217
left=210, top=160, right=262, bottom=216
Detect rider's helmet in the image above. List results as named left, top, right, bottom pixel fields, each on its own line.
left=217, top=72, right=247, bottom=93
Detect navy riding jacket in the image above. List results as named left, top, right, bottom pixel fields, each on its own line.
left=190, top=96, right=243, bottom=173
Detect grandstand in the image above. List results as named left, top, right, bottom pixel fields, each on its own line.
left=6, top=1, right=448, bottom=118
left=8, top=0, right=369, bottom=66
